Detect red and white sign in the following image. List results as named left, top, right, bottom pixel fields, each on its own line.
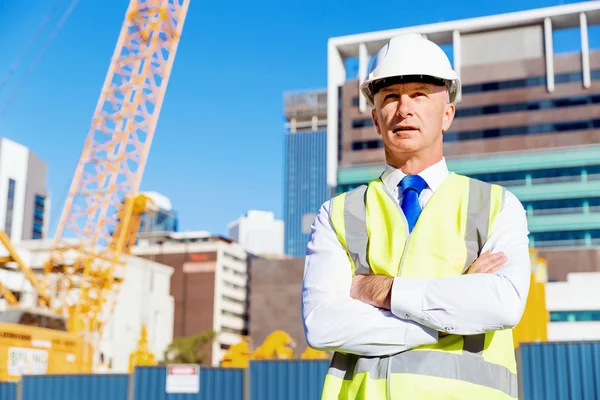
left=183, top=261, right=216, bottom=273
left=165, top=364, right=200, bottom=394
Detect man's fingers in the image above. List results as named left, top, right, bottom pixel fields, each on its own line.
left=468, top=252, right=507, bottom=274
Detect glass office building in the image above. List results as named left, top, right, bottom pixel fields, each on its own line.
left=138, top=191, right=179, bottom=233
left=283, top=90, right=329, bottom=257
left=139, top=207, right=179, bottom=233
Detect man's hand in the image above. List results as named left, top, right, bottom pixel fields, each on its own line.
left=466, top=251, right=507, bottom=274
left=350, top=275, right=394, bottom=310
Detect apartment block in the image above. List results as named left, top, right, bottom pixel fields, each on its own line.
left=132, top=231, right=249, bottom=366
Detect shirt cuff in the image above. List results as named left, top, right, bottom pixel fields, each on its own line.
left=390, top=277, right=428, bottom=321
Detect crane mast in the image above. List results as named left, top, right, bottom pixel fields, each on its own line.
left=40, top=0, right=189, bottom=343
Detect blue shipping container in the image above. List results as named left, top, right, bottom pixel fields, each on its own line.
left=0, top=381, right=17, bottom=400
left=20, top=374, right=129, bottom=400
left=132, top=366, right=245, bottom=400
left=519, top=341, right=600, bottom=400
left=249, top=360, right=329, bottom=400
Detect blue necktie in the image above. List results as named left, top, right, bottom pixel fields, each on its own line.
left=399, top=175, right=427, bottom=233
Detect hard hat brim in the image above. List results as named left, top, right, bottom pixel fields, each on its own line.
left=360, top=73, right=462, bottom=107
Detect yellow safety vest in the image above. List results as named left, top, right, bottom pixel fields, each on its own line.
left=322, top=172, right=518, bottom=400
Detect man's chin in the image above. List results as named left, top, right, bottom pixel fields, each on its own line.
left=389, top=139, right=422, bottom=153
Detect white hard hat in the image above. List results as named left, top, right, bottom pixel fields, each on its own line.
left=360, top=33, right=462, bottom=107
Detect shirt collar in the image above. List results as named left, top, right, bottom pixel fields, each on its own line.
left=381, top=157, right=450, bottom=193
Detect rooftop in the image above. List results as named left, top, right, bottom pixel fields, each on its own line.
left=330, top=1, right=600, bottom=57
left=283, top=89, right=327, bottom=121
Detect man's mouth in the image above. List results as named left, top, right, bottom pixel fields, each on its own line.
left=393, top=126, right=418, bottom=133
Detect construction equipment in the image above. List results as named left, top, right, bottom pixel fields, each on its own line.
left=128, top=323, right=158, bottom=372
left=0, top=306, right=89, bottom=381
left=220, top=330, right=329, bottom=368
left=252, top=330, right=296, bottom=360
left=300, top=346, right=329, bottom=360
left=512, top=249, right=549, bottom=348
left=220, top=331, right=296, bottom=368
left=220, top=337, right=253, bottom=368
left=0, top=0, right=189, bottom=380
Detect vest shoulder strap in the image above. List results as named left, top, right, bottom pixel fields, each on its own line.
left=456, top=174, right=507, bottom=271
left=330, top=185, right=370, bottom=275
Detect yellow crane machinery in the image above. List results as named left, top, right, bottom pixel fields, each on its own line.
left=220, top=331, right=330, bottom=368
left=128, top=323, right=157, bottom=372
left=252, top=330, right=296, bottom=360
left=0, top=0, right=189, bottom=381
left=300, top=346, right=330, bottom=360
left=512, top=249, right=549, bottom=348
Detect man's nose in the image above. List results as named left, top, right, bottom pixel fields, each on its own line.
left=395, top=96, right=415, bottom=118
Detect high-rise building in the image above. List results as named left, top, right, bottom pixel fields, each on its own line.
left=132, top=231, right=249, bottom=366
left=0, top=138, right=49, bottom=241
left=327, top=2, right=600, bottom=278
left=139, top=191, right=179, bottom=233
left=227, top=210, right=284, bottom=256
left=283, top=90, right=329, bottom=257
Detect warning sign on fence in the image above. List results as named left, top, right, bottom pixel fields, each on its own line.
left=165, top=364, right=200, bottom=394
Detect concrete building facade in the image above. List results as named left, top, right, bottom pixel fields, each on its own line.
left=0, top=138, right=49, bottom=241
left=283, top=90, right=330, bottom=257
left=328, top=2, right=600, bottom=270
left=546, top=272, right=600, bottom=342
left=132, top=231, right=249, bottom=366
left=227, top=210, right=284, bottom=256
left=248, top=256, right=308, bottom=356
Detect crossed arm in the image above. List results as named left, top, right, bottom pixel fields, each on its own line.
left=301, top=191, right=531, bottom=357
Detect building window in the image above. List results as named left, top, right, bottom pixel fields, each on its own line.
left=462, top=68, right=600, bottom=94
left=450, top=118, right=600, bottom=142
left=351, top=139, right=385, bottom=151
left=530, top=229, right=600, bottom=248
left=456, top=94, right=600, bottom=119
left=221, top=326, right=242, bottom=335
left=32, top=194, right=45, bottom=239
left=550, top=310, right=600, bottom=322
left=5, top=179, right=15, bottom=237
left=222, top=295, right=245, bottom=306
left=352, top=118, right=374, bottom=129
left=469, top=165, right=600, bottom=186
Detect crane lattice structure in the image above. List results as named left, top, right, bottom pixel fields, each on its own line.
left=38, top=0, right=189, bottom=347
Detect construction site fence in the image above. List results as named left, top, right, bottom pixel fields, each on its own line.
left=0, top=341, right=598, bottom=400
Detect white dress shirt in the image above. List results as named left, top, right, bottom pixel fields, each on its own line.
left=301, top=157, right=531, bottom=356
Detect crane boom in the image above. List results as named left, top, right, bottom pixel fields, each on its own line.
left=41, top=0, right=189, bottom=340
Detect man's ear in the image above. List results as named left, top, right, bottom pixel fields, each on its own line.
left=442, top=102, right=455, bottom=133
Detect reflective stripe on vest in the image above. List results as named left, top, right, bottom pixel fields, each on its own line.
left=325, top=173, right=518, bottom=400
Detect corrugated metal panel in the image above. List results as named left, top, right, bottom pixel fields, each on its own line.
left=132, top=366, right=244, bottom=400
left=519, top=341, right=600, bottom=400
left=21, top=374, right=129, bottom=400
left=0, top=381, right=17, bottom=400
left=249, top=360, right=329, bottom=400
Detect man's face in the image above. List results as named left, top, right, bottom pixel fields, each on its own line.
left=371, top=81, right=455, bottom=162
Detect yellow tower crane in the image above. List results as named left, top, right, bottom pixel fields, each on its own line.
left=0, top=0, right=189, bottom=378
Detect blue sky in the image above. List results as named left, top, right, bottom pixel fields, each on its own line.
left=0, top=0, right=595, bottom=237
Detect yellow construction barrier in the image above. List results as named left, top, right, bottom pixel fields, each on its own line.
left=512, top=249, right=549, bottom=348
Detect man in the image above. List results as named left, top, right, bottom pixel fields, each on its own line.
left=301, top=33, right=531, bottom=399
